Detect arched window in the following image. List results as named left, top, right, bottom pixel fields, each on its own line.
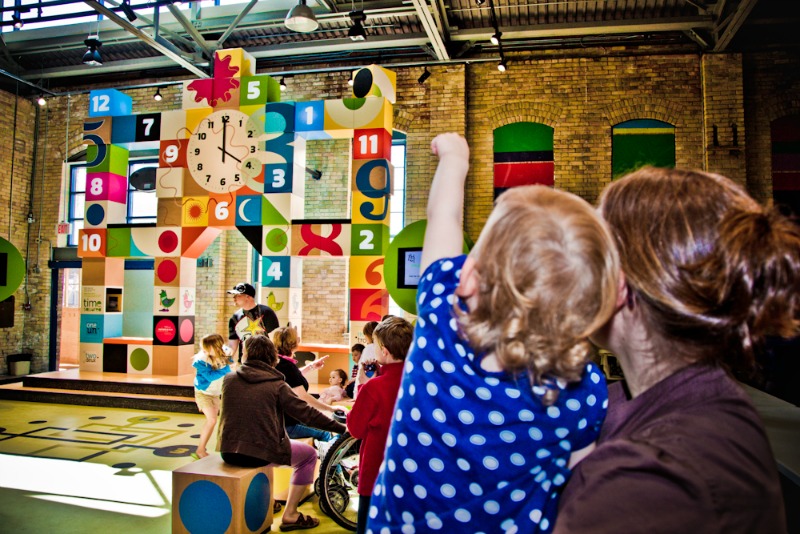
left=612, top=119, right=675, bottom=179
left=493, top=122, right=554, bottom=198
left=771, top=115, right=800, bottom=218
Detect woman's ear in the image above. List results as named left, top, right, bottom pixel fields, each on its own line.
left=455, top=256, right=479, bottom=300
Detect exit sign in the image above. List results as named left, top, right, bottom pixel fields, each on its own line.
left=57, top=222, right=70, bottom=234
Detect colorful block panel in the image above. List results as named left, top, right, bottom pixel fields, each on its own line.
left=84, top=117, right=112, bottom=146
left=290, top=220, right=350, bottom=256
left=160, top=109, right=189, bottom=140
left=240, top=75, right=280, bottom=106
left=155, top=257, right=197, bottom=287
left=88, top=89, right=133, bottom=117
left=349, top=288, right=389, bottom=322
left=265, top=102, right=296, bottom=133
left=215, top=47, right=256, bottom=79
left=153, top=315, right=195, bottom=346
left=87, top=143, right=129, bottom=175
left=611, top=119, right=675, bottom=179
left=353, top=128, right=392, bottom=159
left=349, top=256, right=385, bottom=289
left=106, top=226, right=133, bottom=257
left=81, top=257, right=125, bottom=286
left=77, top=229, right=108, bottom=258
left=153, top=344, right=195, bottom=375
left=79, top=342, right=104, bottom=372
left=127, top=343, right=154, bottom=374
left=351, top=65, right=397, bottom=103
left=261, top=256, right=292, bottom=288
left=350, top=223, right=390, bottom=256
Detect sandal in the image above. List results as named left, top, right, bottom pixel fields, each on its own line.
left=279, top=513, right=320, bottom=531
left=273, top=501, right=282, bottom=513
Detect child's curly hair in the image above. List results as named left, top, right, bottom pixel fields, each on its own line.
left=456, top=185, right=620, bottom=403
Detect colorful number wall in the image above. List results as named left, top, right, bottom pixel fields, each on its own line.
left=79, top=48, right=395, bottom=374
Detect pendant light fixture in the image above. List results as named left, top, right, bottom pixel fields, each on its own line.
left=285, top=0, right=318, bottom=33
left=83, top=37, right=103, bottom=66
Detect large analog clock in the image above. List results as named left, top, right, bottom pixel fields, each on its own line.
left=186, top=109, right=263, bottom=194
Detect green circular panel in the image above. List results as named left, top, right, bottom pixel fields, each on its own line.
left=385, top=220, right=470, bottom=315
left=130, top=348, right=150, bottom=371
left=265, top=229, right=288, bottom=253
left=0, top=238, right=25, bottom=302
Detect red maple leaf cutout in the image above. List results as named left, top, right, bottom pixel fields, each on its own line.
left=214, top=54, right=241, bottom=104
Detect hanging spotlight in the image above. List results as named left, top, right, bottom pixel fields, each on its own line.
left=120, top=0, right=138, bottom=22
left=280, top=77, right=287, bottom=92
left=418, top=66, right=431, bottom=84
left=475, top=0, right=485, bottom=5
left=498, top=59, right=507, bottom=72
left=285, top=0, right=318, bottom=33
left=153, top=88, right=162, bottom=101
left=490, top=32, right=502, bottom=45
left=348, top=72, right=355, bottom=86
left=37, top=95, right=46, bottom=107
left=348, top=10, right=367, bottom=41
left=83, top=37, right=103, bottom=66
left=12, top=12, right=23, bottom=29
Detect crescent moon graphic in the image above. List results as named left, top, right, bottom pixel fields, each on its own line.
left=238, top=198, right=252, bottom=222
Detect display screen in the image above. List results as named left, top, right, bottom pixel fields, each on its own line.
left=398, top=247, right=422, bottom=289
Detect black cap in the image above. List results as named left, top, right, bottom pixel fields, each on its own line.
left=227, top=283, right=256, bottom=297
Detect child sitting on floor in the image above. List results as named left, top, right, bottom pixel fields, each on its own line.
left=318, top=368, right=348, bottom=404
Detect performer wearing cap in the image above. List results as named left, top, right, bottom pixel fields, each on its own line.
left=226, top=282, right=280, bottom=362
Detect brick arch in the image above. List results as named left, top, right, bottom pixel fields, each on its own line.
left=602, top=97, right=683, bottom=128
left=763, top=100, right=800, bottom=124
left=488, top=102, right=561, bottom=130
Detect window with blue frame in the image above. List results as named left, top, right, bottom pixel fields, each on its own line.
left=67, top=158, right=159, bottom=246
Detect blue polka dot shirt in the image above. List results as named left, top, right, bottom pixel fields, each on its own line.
left=368, top=255, right=608, bottom=533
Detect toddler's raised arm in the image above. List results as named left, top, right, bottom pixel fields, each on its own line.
left=420, top=133, right=470, bottom=274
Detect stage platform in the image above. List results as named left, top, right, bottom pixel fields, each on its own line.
left=0, top=368, right=328, bottom=413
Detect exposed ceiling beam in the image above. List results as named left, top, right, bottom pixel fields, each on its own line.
left=82, top=0, right=210, bottom=78
left=453, top=16, right=715, bottom=41
left=102, top=0, right=197, bottom=50
left=714, top=0, right=759, bottom=51
left=216, top=0, right=259, bottom=48
left=166, top=3, right=214, bottom=59
left=410, top=0, right=450, bottom=60
left=245, top=34, right=431, bottom=59
left=19, top=55, right=194, bottom=80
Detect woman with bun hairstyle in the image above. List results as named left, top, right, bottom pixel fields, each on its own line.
left=555, top=167, right=800, bottom=533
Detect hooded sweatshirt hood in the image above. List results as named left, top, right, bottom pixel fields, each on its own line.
left=236, top=359, right=284, bottom=384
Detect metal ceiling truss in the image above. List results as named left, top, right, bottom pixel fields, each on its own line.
left=0, top=0, right=791, bottom=92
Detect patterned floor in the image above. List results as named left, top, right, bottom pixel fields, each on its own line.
left=0, top=399, right=348, bottom=533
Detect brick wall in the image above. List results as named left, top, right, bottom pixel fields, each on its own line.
left=1, top=48, right=798, bottom=372
left=743, top=50, right=800, bottom=204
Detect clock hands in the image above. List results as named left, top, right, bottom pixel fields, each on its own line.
left=220, top=115, right=228, bottom=163
left=218, top=146, right=243, bottom=163
left=218, top=115, right=243, bottom=162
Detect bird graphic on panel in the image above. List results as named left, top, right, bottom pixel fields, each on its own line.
left=159, top=289, right=176, bottom=312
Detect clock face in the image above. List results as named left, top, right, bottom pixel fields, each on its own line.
left=186, top=109, right=263, bottom=194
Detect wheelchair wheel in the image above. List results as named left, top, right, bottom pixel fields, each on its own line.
left=317, top=432, right=361, bottom=531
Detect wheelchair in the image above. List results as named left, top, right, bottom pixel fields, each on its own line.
left=315, top=416, right=361, bottom=530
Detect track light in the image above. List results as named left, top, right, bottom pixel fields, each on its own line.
left=280, top=77, right=287, bottom=91
left=83, top=37, right=103, bottom=66
left=418, top=67, right=431, bottom=84
left=498, top=59, right=507, bottom=72
left=348, top=10, right=367, bottom=41
left=37, top=95, right=46, bottom=107
left=348, top=72, right=355, bottom=86
left=285, top=0, right=318, bottom=33
left=12, top=12, right=23, bottom=29
left=475, top=0, right=485, bottom=5
left=490, top=32, right=502, bottom=45
left=153, top=88, right=162, bottom=101
left=120, top=0, right=137, bottom=22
